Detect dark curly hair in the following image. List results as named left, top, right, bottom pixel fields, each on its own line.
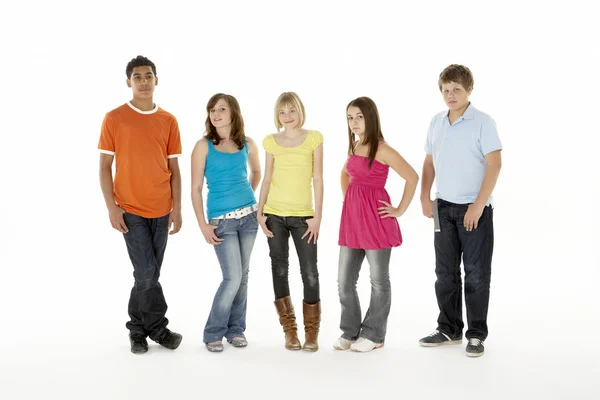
left=126, top=55, right=157, bottom=79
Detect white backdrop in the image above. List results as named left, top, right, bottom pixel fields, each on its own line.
left=1, top=0, right=599, bottom=399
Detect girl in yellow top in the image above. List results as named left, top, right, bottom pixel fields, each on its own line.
left=257, top=92, right=324, bottom=352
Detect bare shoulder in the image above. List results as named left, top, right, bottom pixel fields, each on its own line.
left=377, top=142, right=405, bottom=165
left=378, top=142, right=400, bottom=156
left=193, top=137, right=209, bottom=153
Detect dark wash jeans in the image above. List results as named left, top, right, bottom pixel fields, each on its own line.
left=265, top=214, right=320, bottom=304
left=434, top=199, right=494, bottom=341
left=122, top=212, right=170, bottom=341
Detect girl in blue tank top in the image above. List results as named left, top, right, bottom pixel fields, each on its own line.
left=191, top=93, right=261, bottom=352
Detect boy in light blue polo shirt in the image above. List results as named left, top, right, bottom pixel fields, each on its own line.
left=418, top=65, right=502, bottom=357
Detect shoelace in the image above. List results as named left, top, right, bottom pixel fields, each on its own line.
left=427, top=330, right=440, bottom=337
left=468, top=338, right=483, bottom=346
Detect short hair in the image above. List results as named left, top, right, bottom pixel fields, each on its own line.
left=438, top=64, right=474, bottom=91
left=126, top=55, right=157, bottom=79
left=204, top=94, right=246, bottom=150
left=274, top=92, right=306, bottom=131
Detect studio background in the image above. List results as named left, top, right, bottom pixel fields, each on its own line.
left=1, top=0, right=598, bottom=399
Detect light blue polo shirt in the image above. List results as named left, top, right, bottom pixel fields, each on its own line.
left=425, top=103, right=502, bottom=204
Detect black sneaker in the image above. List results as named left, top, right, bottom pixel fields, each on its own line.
left=158, top=329, right=182, bottom=350
left=419, top=330, right=463, bottom=347
left=129, top=335, right=148, bottom=354
left=465, top=338, right=485, bottom=357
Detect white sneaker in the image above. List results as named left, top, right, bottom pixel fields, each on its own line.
left=333, top=336, right=356, bottom=350
left=350, top=337, right=384, bottom=352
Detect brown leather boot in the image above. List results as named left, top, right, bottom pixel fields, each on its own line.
left=274, top=296, right=301, bottom=350
left=302, top=301, right=321, bottom=352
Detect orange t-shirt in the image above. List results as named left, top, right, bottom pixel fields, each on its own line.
left=98, top=102, right=182, bottom=218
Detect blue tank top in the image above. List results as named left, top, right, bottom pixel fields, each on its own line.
left=205, top=140, right=256, bottom=219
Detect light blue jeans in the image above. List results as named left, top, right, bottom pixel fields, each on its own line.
left=337, top=246, right=392, bottom=344
left=203, top=212, right=258, bottom=343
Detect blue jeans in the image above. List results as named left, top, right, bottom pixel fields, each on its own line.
left=203, top=212, right=258, bottom=343
left=337, top=246, right=392, bottom=344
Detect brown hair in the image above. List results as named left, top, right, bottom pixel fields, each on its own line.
left=204, top=94, right=246, bottom=150
left=274, top=92, right=306, bottom=131
left=347, top=97, right=384, bottom=168
left=438, top=64, right=474, bottom=91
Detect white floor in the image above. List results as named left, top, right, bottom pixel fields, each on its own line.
left=2, top=324, right=598, bottom=400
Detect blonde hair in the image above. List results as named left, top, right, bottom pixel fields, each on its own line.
left=274, top=92, right=306, bottom=131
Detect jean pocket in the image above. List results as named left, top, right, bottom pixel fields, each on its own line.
left=208, top=218, right=223, bottom=226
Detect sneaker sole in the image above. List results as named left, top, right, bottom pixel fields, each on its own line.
left=466, top=351, right=484, bottom=357
left=350, top=343, right=384, bottom=352
left=419, top=339, right=463, bottom=347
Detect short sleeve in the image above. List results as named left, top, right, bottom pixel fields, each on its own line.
left=167, top=117, right=182, bottom=158
left=98, top=113, right=116, bottom=155
left=424, top=116, right=435, bottom=155
left=311, top=130, right=324, bottom=150
left=480, top=116, right=502, bottom=155
left=262, top=135, right=274, bottom=154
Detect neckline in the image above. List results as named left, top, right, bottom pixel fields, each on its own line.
left=127, top=101, right=158, bottom=114
left=350, top=154, right=388, bottom=167
left=210, top=140, right=244, bottom=154
left=272, top=130, right=312, bottom=149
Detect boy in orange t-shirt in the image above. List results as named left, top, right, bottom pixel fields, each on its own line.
left=98, top=55, right=183, bottom=354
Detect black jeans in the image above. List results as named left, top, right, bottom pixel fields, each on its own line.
left=434, top=199, right=494, bottom=341
left=122, top=212, right=170, bottom=341
left=265, top=214, right=320, bottom=304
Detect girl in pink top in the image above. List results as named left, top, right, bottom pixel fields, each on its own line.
left=334, top=97, right=419, bottom=352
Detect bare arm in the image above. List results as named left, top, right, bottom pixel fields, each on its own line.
left=246, top=137, right=262, bottom=191
left=99, top=154, right=128, bottom=233
left=312, top=143, right=324, bottom=220
left=301, top=142, right=324, bottom=244
left=378, top=143, right=419, bottom=217
left=464, top=150, right=502, bottom=231
left=100, top=154, right=117, bottom=210
left=420, top=154, right=436, bottom=218
left=191, top=139, right=223, bottom=245
left=256, top=151, right=275, bottom=237
left=474, top=150, right=502, bottom=208
left=168, top=158, right=182, bottom=234
left=257, top=151, right=274, bottom=216
left=191, top=139, right=209, bottom=227
left=341, top=159, right=350, bottom=197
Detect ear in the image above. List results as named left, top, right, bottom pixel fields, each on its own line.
left=155, top=76, right=159, bottom=86
left=126, top=78, right=132, bottom=88
left=467, top=87, right=473, bottom=95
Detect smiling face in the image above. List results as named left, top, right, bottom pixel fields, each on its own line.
left=127, top=66, right=157, bottom=99
left=278, top=103, right=300, bottom=130
left=347, top=106, right=365, bottom=137
left=209, top=98, right=232, bottom=128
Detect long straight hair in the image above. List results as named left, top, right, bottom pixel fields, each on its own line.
left=347, top=96, right=384, bottom=168
left=204, top=93, right=246, bottom=150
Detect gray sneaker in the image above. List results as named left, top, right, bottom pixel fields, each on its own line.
left=419, top=330, right=463, bottom=346
left=206, top=342, right=224, bottom=352
left=229, top=338, right=248, bottom=348
left=465, top=338, right=485, bottom=357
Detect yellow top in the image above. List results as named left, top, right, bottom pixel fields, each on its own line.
left=262, top=130, right=323, bottom=216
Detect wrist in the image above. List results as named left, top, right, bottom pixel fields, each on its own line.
left=473, top=200, right=486, bottom=209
